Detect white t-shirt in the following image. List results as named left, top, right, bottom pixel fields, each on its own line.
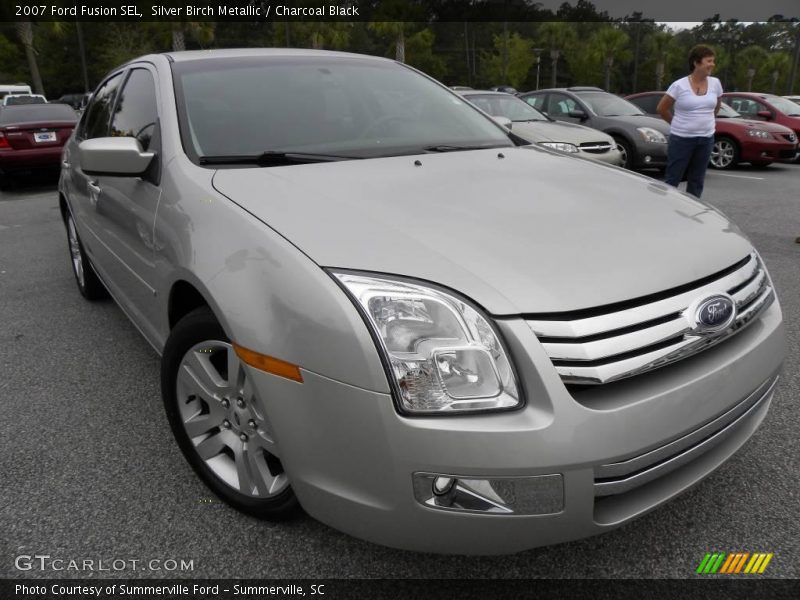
left=665, top=76, right=723, bottom=138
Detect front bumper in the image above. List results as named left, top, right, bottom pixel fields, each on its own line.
left=632, top=140, right=668, bottom=168
left=246, top=298, right=784, bottom=554
left=738, top=138, right=797, bottom=163
left=579, top=147, right=623, bottom=166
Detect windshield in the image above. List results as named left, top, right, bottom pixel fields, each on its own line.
left=4, top=95, right=46, bottom=106
left=463, top=94, right=548, bottom=122
left=576, top=92, right=644, bottom=117
left=171, top=56, right=513, bottom=162
left=716, top=103, right=740, bottom=118
left=764, top=95, right=800, bottom=116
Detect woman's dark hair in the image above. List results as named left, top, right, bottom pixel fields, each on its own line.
left=688, top=45, right=715, bottom=72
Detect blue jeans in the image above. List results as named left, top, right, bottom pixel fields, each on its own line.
left=664, top=134, right=714, bottom=198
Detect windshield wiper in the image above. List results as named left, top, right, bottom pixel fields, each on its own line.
left=423, top=144, right=506, bottom=153
left=199, top=150, right=361, bottom=166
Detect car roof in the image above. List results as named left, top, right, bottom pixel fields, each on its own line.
left=458, top=90, right=514, bottom=97
left=160, top=48, right=393, bottom=64
left=523, top=87, right=605, bottom=94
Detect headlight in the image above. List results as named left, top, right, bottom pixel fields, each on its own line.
left=746, top=129, right=770, bottom=139
left=636, top=127, right=667, bottom=144
left=539, top=142, right=579, bottom=153
left=332, top=272, right=522, bottom=415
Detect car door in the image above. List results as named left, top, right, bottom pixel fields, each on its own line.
left=90, top=66, right=164, bottom=344
left=64, top=72, right=124, bottom=272
left=546, top=92, right=586, bottom=124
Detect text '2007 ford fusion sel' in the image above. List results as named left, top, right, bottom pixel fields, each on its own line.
left=59, top=49, right=784, bottom=554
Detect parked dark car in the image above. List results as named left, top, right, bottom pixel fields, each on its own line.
left=489, top=85, right=518, bottom=94
left=626, top=91, right=798, bottom=170
left=722, top=92, right=800, bottom=162
left=55, top=93, right=91, bottom=110
left=519, top=87, right=669, bottom=170
left=0, top=103, right=77, bottom=186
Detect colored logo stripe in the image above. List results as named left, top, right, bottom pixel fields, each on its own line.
left=698, top=552, right=773, bottom=574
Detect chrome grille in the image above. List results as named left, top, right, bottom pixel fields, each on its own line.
left=579, top=141, right=613, bottom=154
left=527, top=253, right=773, bottom=385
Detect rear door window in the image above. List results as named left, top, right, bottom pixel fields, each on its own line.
left=80, top=73, right=123, bottom=139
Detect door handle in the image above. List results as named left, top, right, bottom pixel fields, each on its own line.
left=88, top=180, right=101, bottom=206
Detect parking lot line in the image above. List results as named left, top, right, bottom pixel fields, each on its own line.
left=714, top=173, right=765, bottom=180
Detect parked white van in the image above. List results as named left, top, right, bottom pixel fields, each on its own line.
left=0, top=84, right=33, bottom=100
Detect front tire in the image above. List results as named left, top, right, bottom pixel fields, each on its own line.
left=613, top=136, right=635, bottom=170
left=161, top=307, right=298, bottom=519
left=709, top=136, right=739, bottom=170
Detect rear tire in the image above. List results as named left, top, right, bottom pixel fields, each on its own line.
left=65, top=212, right=109, bottom=300
left=161, top=307, right=299, bottom=519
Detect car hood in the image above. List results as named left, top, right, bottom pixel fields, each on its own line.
left=509, top=120, right=614, bottom=144
left=720, top=117, right=795, bottom=133
left=212, top=147, right=752, bottom=315
left=603, top=114, right=671, bottom=134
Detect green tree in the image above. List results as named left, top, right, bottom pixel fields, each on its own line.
left=369, top=22, right=410, bottom=62
left=0, top=33, right=23, bottom=81
left=646, top=30, right=676, bottom=90
left=736, top=45, right=769, bottom=91
left=14, top=21, right=64, bottom=95
left=587, top=26, right=631, bottom=92
left=482, top=31, right=534, bottom=89
left=150, top=21, right=215, bottom=52
left=762, top=52, right=791, bottom=93
left=538, top=22, right=577, bottom=88
left=404, top=28, right=447, bottom=80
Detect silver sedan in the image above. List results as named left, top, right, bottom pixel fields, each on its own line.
left=60, top=49, right=784, bottom=555
left=459, top=90, right=622, bottom=165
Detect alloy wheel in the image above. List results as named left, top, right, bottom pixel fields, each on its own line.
left=176, top=341, right=288, bottom=498
left=710, top=139, right=735, bottom=169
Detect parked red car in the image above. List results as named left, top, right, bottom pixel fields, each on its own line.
left=721, top=92, right=800, bottom=162
left=626, top=91, right=798, bottom=170
left=0, top=103, right=77, bottom=186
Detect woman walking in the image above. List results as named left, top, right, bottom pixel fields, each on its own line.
left=657, top=45, right=722, bottom=198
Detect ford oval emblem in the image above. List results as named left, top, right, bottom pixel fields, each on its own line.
left=695, top=294, right=736, bottom=333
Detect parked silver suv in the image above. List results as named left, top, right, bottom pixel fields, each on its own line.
left=60, top=49, right=784, bottom=554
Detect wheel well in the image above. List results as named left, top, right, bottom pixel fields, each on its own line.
left=168, top=281, right=210, bottom=329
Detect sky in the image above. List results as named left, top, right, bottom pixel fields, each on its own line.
left=536, top=0, right=797, bottom=21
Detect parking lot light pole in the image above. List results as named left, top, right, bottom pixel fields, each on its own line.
left=534, top=48, right=544, bottom=90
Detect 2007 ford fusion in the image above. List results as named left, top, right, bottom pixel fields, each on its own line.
left=59, top=49, right=784, bottom=554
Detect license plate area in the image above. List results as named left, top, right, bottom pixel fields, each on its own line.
left=34, top=131, right=56, bottom=143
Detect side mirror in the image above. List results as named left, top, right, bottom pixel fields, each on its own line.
left=79, top=137, right=154, bottom=176
left=756, top=110, right=773, bottom=120
left=568, top=109, right=587, bottom=120
left=492, top=116, right=513, bottom=129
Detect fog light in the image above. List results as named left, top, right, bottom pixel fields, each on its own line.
left=433, top=476, right=456, bottom=496
left=644, top=155, right=652, bottom=163
left=413, top=472, right=563, bottom=515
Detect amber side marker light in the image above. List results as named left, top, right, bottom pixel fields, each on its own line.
left=233, top=343, right=304, bottom=383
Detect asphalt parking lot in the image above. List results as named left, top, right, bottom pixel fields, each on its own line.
left=1, top=163, right=798, bottom=579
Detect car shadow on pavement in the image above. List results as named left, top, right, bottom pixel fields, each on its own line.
left=0, top=170, right=60, bottom=196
